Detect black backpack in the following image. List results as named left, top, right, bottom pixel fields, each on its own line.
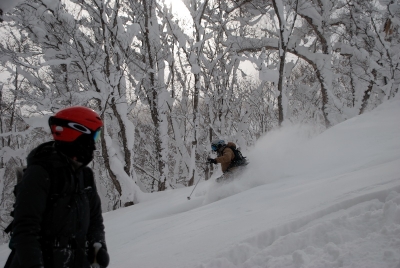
left=228, top=146, right=248, bottom=167
left=4, top=162, right=94, bottom=235
left=4, top=165, right=29, bottom=235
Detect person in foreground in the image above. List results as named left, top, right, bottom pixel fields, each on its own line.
left=5, top=106, right=109, bottom=268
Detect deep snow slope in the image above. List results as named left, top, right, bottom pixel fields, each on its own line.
left=0, top=98, right=400, bottom=268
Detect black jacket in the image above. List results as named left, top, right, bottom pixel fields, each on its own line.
left=7, top=141, right=105, bottom=268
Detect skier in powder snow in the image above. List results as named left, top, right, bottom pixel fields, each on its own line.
left=5, top=106, right=109, bottom=268
left=207, top=139, right=238, bottom=173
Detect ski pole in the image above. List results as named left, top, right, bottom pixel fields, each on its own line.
left=187, top=176, right=202, bottom=200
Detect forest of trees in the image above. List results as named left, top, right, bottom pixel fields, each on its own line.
left=0, top=0, right=399, bottom=241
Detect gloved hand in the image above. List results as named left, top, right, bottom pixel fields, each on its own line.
left=88, top=242, right=110, bottom=268
left=207, top=158, right=217, bottom=164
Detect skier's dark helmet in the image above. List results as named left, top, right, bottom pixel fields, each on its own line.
left=48, top=106, right=103, bottom=165
left=211, top=139, right=226, bottom=151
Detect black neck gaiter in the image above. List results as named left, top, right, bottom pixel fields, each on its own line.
left=55, top=134, right=96, bottom=167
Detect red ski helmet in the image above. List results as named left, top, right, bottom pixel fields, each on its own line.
left=48, top=106, right=103, bottom=142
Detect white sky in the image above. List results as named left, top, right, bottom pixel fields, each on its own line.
left=162, top=0, right=184, bottom=7
left=1, top=95, right=399, bottom=267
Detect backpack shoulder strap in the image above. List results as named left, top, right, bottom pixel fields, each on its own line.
left=82, top=167, right=96, bottom=193
left=33, top=161, right=61, bottom=198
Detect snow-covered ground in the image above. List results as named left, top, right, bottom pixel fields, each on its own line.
left=1, top=97, right=400, bottom=268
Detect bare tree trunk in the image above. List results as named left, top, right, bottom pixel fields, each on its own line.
left=359, top=69, right=377, bottom=115
left=110, top=98, right=132, bottom=176
left=187, top=0, right=208, bottom=186
left=100, top=118, right=122, bottom=196
left=142, top=0, right=167, bottom=191
left=272, top=0, right=286, bottom=127
left=301, top=14, right=332, bottom=128
left=0, top=83, right=4, bottom=155
left=8, top=67, right=19, bottom=147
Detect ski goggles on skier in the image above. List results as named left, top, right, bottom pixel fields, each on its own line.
left=93, top=129, right=101, bottom=142
left=211, top=144, right=218, bottom=151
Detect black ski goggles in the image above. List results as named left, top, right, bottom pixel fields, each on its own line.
left=49, top=116, right=102, bottom=142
